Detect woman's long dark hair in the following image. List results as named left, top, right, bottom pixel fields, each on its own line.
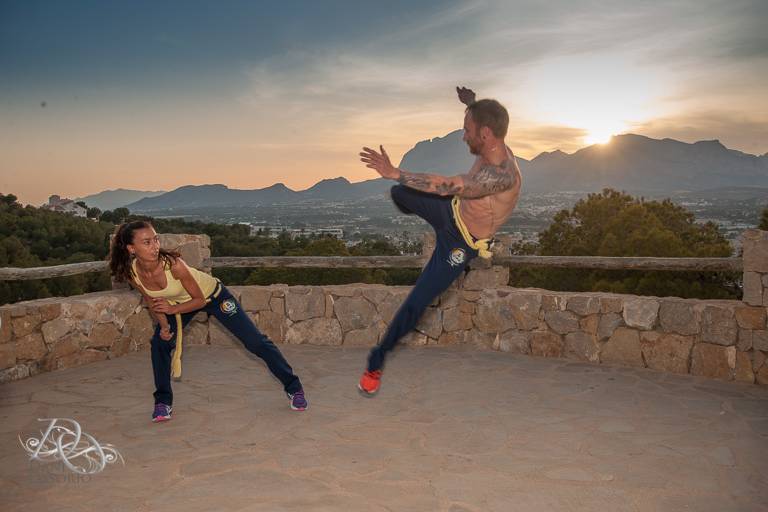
left=109, top=221, right=180, bottom=283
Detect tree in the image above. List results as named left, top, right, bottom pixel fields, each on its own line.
left=511, top=189, right=737, bottom=299
left=112, top=207, right=130, bottom=224
left=760, top=207, right=768, bottom=230
left=86, top=206, right=101, bottom=219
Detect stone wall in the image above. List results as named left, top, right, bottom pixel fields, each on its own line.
left=743, top=229, right=768, bottom=307
left=2, top=230, right=766, bottom=385
left=2, top=280, right=767, bottom=385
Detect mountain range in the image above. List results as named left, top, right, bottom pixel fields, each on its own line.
left=120, top=132, right=767, bottom=212
left=76, top=188, right=166, bottom=210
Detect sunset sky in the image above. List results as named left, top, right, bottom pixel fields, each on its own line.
left=1, top=0, right=766, bottom=205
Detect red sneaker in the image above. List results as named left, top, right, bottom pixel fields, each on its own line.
left=358, top=370, right=382, bottom=397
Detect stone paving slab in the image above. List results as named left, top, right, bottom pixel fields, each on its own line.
left=1, top=345, right=767, bottom=512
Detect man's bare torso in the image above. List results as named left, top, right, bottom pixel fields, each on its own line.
left=459, top=146, right=522, bottom=239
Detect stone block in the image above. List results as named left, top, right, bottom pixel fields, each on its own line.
left=442, top=307, right=473, bottom=332
left=600, top=296, right=624, bottom=314
left=110, top=336, right=133, bottom=357
left=415, top=307, right=442, bottom=339
left=256, top=310, right=285, bottom=343
left=691, top=343, right=735, bottom=380
left=39, top=302, right=61, bottom=322
left=440, top=289, right=461, bottom=308
left=495, top=331, right=531, bottom=354
left=737, top=329, right=753, bottom=351
left=87, top=323, right=120, bottom=349
left=0, top=309, right=12, bottom=343
left=0, top=343, right=16, bottom=369
left=364, top=288, right=408, bottom=324
left=285, top=318, right=342, bottom=345
left=183, top=321, right=209, bottom=345
left=601, top=327, right=644, bottom=367
left=41, top=317, right=74, bottom=344
left=461, top=290, right=481, bottom=302
left=530, top=331, right=563, bottom=358
left=504, top=294, right=542, bottom=330
left=735, top=351, right=755, bottom=383
left=542, top=294, right=567, bottom=312
left=658, top=301, right=700, bottom=335
left=343, top=326, right=379, bottom=347
left=623, top=299, right=659, bottom=330
left=757, top=366, right=768, bottom=386
left=334, top=296, right=377, bottom=332
left=122, top=309, right=154, bottom=350
left=597, top=313, right=623, bottom=341
left=567, top=296, right=600, bottom=316
left=0, top=364, right=30, bottom=383
left=735, top=306, right=766, bottom=330
left=580, top=314, right=599, bottom=336
left=753, top=331, right=768, bottom=351
left=240, top=288, right=272, bottom=311
left=564, top=332, right=599, bottom=362
left=743, top=271, right=763, bottom=306
left=401, top=331, right=428, bottom=347
left=463, top=266, right=509, bottom=291
left=754, top=350, right=767, bottom=373
left=701, top=305, right=738, bottom=346
left=475, top=298, right=516, bottom=333
left=543, top=310, right=580, bottom=334
left=742, top=229, right=768, bottom=272
left=12, top=312, right=41, bottom=338
left=640, top=332, right=694, bottom=374
left=285, top=287, right=325, bottom=321
left=270, top=297, right=285, bottom=315
left=15, top=332, right=47, bottom=361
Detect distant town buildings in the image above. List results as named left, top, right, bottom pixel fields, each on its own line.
left=249, top=224, right=344, bottom=239
left=41, top=195, right=87, bottom=217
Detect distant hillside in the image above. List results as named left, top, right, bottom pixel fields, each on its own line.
left=123, top=133, right=768, bottom=212
left=76, top=188, right=165, bottom=210
left=126, top=179, right=391, bottom=212
left=400, top=131, right=768, bottom=193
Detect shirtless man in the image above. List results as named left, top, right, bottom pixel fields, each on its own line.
left=357, top=86, right=523, bottom=396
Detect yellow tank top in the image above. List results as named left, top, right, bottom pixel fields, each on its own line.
left=131, top=258, right=218, bottom=303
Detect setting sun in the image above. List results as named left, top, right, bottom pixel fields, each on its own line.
left=519, top=54, right=667, bottom=148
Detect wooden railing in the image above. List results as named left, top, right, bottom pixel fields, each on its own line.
left=0, top=255, right=743, bottom=281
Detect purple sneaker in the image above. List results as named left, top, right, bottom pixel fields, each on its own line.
left=288, top=390, right=307, bottom=411
left=152, top=403, right=173, bottom=422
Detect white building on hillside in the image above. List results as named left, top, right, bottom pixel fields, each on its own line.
left=41, top=195, right=87, bottom=217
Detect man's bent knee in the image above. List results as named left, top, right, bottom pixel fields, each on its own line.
left=390, top=185, right=413, bottom=215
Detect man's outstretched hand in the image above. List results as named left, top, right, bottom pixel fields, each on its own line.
left=360, top=146, right=400, bottom=180
left=456, top=86, right=476, bottom=106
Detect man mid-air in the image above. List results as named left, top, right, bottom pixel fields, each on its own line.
left=358, top=86, right=523, bottom=396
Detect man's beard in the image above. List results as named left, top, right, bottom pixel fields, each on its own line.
left=467, top=140, right=481, bottom=155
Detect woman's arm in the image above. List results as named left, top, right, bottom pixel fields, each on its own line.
left=150, top=258, right=207, bottom=316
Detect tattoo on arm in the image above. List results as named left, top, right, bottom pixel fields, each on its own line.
left=397, top=171, right=464, bottom=196
left=460, top=160, right=517, bottom=198
left=397, top=159, right=517, bottom=198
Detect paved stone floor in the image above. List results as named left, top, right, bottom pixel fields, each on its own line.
left=1, top=345, right=767, bottom=512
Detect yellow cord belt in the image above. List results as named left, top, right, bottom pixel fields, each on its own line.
left=168, top=282, right=222, bottom=379
left=451, top=197, right=494, bottom=259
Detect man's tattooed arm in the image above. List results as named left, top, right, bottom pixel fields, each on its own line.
left=397, top=159, right=517, bottom=198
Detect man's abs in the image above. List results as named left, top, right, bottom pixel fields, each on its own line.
left=459, top=169, right=521, bottom=239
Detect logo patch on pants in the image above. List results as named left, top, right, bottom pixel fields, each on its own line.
left=220, top=299, right=238, bottom=316
left=447, top=248, right=466, bottom=267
